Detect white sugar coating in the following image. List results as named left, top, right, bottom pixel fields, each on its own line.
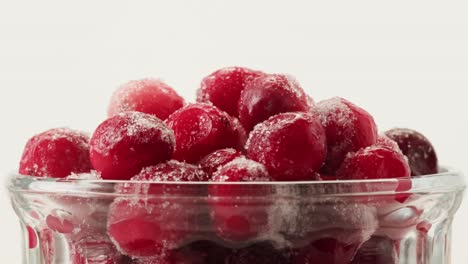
left=283, top=74, right=306, bottom=100
left=67, top=170, right=102, bottom=180
left=108, top=78, right=175, bottom=114
left=134, top=160, right=206, bottom=182
left=213, top=156, right=271, bottom=182
left=92, top=111, right=175, bottom=157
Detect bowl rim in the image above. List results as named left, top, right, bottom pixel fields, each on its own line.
left=6, top=166, right=465, bottom=196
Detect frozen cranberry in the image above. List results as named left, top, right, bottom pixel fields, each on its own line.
left=385, top=128, right=438, bottom=176
left=197, top=67, right=263, bottom=117
left=316, top=97, right=378, bottom=174
left=198, top=148, right=243, bottom=176
left=246, top=112, right=327, bottom=181
left=351, top=236, right=398, bottom=264
left=376, top=135, right=403, bottom=153
left=71, top=235, right=123, bottom=264
left=108, top=78, right=184, bottom=120
left=89, top=112, right=175, bottom=180
left=238, top=74, right=311, bottom=131
left=226, top=242, right=290, bottom=264
left=108, top=162, right=207, bottom=257
left=209, top=157, right=273, bottom=241
left=19, top=128, right=91, bottom=178
left=336, top=145, right=411, bottom=180
left=26, top=226, right=37, bottom=249
left=116, top=160, right=209, bottom=195
left=165, top=104, right=245, bottom=163
left=292, top=238, right=362, bottom=264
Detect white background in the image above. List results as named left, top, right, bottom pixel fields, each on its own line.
left=0, top=0, right=467, bottom=262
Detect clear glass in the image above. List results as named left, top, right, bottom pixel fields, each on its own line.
left=7, top=168, right=465, bottom=264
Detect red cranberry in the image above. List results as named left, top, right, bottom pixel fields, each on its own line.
left=197, top=67, right=263, bottom=117
left=246, top=112, right=327, bottom=181
left=46, top=209, right=75, bottom=234
left=71, top=235, right=123, bottom=264
left=26, top=226, right=37, bottom=249
left=351, top=236, right=399, bottom=264
left=209, top=157, right=273, bottom=241
left=198, top=148, right=243, bottom=176
left=108, top=162, right=207, bottom=257
left=19, top=128, right=91, bottom=178
left=108, top=78, right=184, bottom=120
left=336, top=145, right=411, bottom=180
left=238, top=74, right=311, bottom=131
left=165, top=103, right=245, bottom=163
left=385, top=128, right=438, bottom=176
left=292, top=237, right=362, bottom=264
left=89, top=112, right=175, bottom=180
left=316, top=97, right=378, bottom=174
left=226, top=242, right=290, bottom=264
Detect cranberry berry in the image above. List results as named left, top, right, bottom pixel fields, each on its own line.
left=238, top=73, right=311, bottom=131
left=108, top=161, right=207, bottom=257
left=209, top=157, right=272, bottom=241
left=197, top=67, right=263, bottom=117
left=246, top=112, right=327, bottom=181
left=165, top=103, right=245, bottom=163
left=19, top=128, right=91, bottom=178
left=198, top=148, right=243, bottom=176
left=337, top=144, right=411, bottom=180
left=316, top=97, right=378, bottom=174
left=385, top=128, right=438, bottom=176
left=89, top=111, right=175, bottom=180
left=108, top=78, right=184, bottom=120
left=225, top=242, right=290, bottom=264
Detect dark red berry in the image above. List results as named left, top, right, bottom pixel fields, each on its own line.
left=337, top=145, right=410, bottom=180
left=173, top=240, right=232, bottom=264
left=238, top=74, right=311, bottom=131
left=108, top=78, right=184, bottom=120
left=316, top=97, right=378, bottom=174
left=89, top=112, right=175, bottom=180
left=226, top=242, right=290, bottom=264
left=198, top=148, right=243, bottom=176
left=19, top=128, right=91, bottom=178
left=197, top=67, right=263, bottom=117
left=351, top=236, right=399, bottom=264
left=246, top=112, right=327, bottom=181
left=292, top=237, right=362, bottom=264
left=108, top=161, right=207, bottom=257
left=385, top=128, right=438, bottom=176
left=209, top=157, right=273, bottom=241
left=165, top=103, right=245, bottom=163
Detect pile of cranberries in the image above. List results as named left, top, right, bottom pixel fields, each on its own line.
left=19, top=67, right=439, bottom=264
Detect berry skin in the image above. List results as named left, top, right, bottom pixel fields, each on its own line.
left=209, top=157, right=273, bottom=242
left=165, top=103, right=245, bottom=163
left=351, top=236, right=398, bottom=264
left=108, top=78, right=184, bottom=120
left=108, top=161, right=207, bottom=258
left=336, top=145, right=411, bottom=180
left=198, top=148, right=243, bottom=176
left=238, top=73, right=311, bottom=131
left=197, top=67, right=263, bottom=117
left=246, top=112, right=327, bottom=181
left=385, top=128, right=438, bottom=176
left=19, top=128, right=91, bottom=178
left=316, top=97, right=378, bottom=174
left=225, top=242, right=290, bottom=264
left=89, top=111, right=175, bottom=180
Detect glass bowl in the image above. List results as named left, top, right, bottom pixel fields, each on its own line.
left=7, top=167, right=465, bottom=264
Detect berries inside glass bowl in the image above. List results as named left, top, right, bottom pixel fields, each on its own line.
left=17, top=67, right=442, bottom=263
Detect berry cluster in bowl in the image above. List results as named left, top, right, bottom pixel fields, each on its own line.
left=18, top=67, right=439, bottom=264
